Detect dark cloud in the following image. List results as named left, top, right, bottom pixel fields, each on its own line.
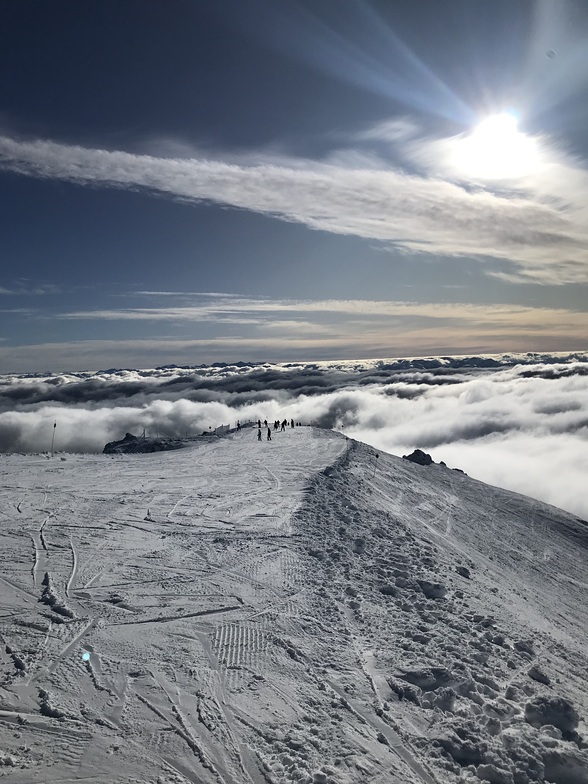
left=413, top=417, right=520, bottom=449
left=532, top=399, right=583, bottom=415
left=0, top=378, right=151, bottom=407
left=313, top=395, right=363, bottom=430
left=519, top=366, right=588, bottom=380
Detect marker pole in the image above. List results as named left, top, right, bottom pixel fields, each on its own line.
left=371, top=452, right=379, bottom=478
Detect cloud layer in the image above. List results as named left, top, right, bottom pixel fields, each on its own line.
left=1, top=354, right=587, bottom=520
left=1, top=126, right=588, bottom=283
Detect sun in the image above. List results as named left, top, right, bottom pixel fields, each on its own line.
left=455, top=112, right=540, bottom=180
left=473, top=112, right=519, bottom=143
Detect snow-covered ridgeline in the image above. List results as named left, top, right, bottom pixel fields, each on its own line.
left=0, top=426, right=586, bottom=783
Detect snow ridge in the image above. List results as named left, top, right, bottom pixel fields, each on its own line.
left=0, top=427, right=586, bottom=783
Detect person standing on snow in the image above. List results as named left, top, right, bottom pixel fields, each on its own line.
left=267, top=427, right=272, bottom=440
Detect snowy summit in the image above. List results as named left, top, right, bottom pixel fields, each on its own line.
left=0, top=425, right=587, bottom=783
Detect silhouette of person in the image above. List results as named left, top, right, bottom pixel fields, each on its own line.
left=291, top=419, right=294, bottom=428
left=257, top=428, right=262, bottom=441
left=267, top=427, right=272, bottom=441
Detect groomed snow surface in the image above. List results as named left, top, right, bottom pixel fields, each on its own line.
left=0, top=426, right=587, bottom=784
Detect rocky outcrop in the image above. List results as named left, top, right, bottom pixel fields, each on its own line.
left=402, top=448, right=466, bottom=474
left=402, top=449, right=434, bottom=466
left=103, top=432, right=184, bottom=454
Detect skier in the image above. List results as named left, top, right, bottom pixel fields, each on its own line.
left=257, top=428, right=262, bottom=441
left=267, top=427, right=272, bottom=441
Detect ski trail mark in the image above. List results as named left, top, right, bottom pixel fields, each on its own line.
left=167, top=493, right=191, bottom=519
left=65, top=536, right=78, bottom=598
left=38, top=510, right=57, bottom=551
left=111, top=603, right=242, bottom=626
left=0, top=573, right=37, bottom=603
left=263, top=464, right=281, bottom=492
left=214, top=622, right=269, bottom=670
left=197, top=632, right=266, bottom=784
left=137, top=678, right=220, bottom=779
left=31, top=533, right=41, bottom=587
left=444, top=476, right=457, bottom=537
left=30, top=618, right=96, bottom=681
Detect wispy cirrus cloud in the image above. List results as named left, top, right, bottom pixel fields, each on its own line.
left=55, top=296, right=588, bottom=334
left=1, top=130, right=588, bottom=283
left=0, top=281, right=61, bottom=296
left=131, top=291, right=244, bottom=298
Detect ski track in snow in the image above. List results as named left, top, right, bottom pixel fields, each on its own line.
left=0, top=426, right=587, bottom=783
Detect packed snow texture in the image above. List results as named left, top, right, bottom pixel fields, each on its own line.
left=0, top=426, right=587, bottom=783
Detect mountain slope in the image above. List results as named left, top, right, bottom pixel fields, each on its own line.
left=0, top=426, right=586, bottom=783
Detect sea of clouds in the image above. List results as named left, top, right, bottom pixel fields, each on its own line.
left=1, top=353, right=587, bottom=520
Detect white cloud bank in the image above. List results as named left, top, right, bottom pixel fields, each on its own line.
left=1, top=127, right=588, bottom=283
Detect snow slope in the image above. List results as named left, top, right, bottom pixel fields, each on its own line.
left=0, top=426, right=586, bottom=784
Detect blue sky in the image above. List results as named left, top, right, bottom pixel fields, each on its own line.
left=2, top=0, right=588, bottom=372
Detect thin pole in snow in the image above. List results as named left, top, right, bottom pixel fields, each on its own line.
left=50, top=421, right=57, bottom=456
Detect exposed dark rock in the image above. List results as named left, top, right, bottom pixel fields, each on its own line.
left=103, top=432, right=185, bottom=454
left=104, top=432, right=138, bottom=452
left=403, top=449, right=434, bottom=466
left=402, top=449, right=465, bottom=473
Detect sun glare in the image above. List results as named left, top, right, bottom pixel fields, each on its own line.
left=455, top=112, right=541, bottom=180
left=475, top=112, right=519, bottom=140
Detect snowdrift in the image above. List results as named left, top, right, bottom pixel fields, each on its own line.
left=0, top=426, right=586, bottom=783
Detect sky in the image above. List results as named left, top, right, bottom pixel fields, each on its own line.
left=1, top=0, right=588, bottom=372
